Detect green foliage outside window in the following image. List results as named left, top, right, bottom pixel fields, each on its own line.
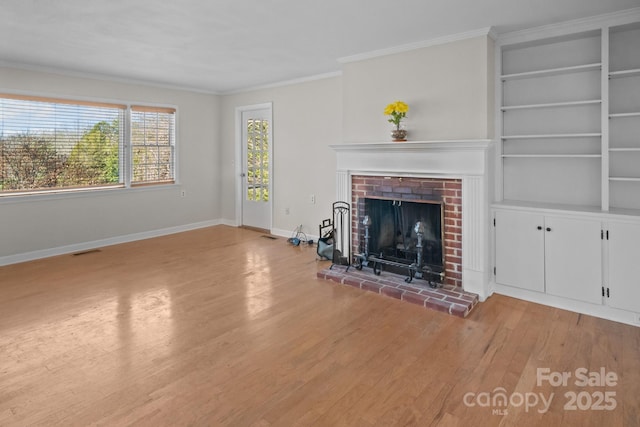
left=0, top=120, right=120, bottom=192
left=245, top=119, right=269, bottom=202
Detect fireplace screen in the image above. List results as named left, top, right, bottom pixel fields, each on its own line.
left=355, top=197, right=444, bottom=285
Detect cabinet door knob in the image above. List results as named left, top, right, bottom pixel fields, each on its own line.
left=537, top=226, right=542, bottom=230
left=546, top=227, right=552, bottom=232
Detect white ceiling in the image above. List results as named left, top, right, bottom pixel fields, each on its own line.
left=1, top=0, right=638, bottom=93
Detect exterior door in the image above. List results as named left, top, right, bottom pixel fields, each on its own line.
left=241, top=107, right=272, bottom=230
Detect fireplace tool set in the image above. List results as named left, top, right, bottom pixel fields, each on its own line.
left=317, top=201, right=351, bottom=266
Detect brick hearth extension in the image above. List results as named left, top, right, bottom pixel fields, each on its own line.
left=317, top=266, right=479, bottom=318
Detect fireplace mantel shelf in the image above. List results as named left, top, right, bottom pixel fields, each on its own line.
left=330, top=139, right=494, bottom=153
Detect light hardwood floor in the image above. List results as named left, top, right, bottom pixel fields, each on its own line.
left=1, top=226, right=639, bottom=426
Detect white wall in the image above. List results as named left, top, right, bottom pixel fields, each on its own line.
left=220, top=76, right=342, bottom=237
left=342, top=36, right=494, bottom=142
left=0, top=67, right=220, bottom=260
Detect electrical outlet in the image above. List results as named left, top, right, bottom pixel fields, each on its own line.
left=285, top=207, right=290, bottom=215
left=181, top=190, right=186, bottom=197
left=310, top=194, right=316, bottom=204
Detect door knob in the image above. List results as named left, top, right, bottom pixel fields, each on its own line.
left=240, top=172, right=246, bottom=177
left=546, top=227, right=551, bottom=232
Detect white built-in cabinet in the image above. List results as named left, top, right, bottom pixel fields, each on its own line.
left=495, top=210, right=545, bottom=292
left=494, top=210, right=602, bottom=305
left=607, top=221, right=640, bottom=313
left=494, top=207, right=640, bottom=318
left=494, top=13, right=640, bottom=325
left=544, top=216, right=603, bottom=305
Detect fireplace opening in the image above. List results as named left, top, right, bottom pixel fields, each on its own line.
left=351, top=175, right=462, bottom=288
left=354, top=197, right=444, bottom=286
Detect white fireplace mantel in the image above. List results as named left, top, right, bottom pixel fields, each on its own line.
left=331, top=139, right=496, bottom=300
left=330, top=140, right=493, bottom=152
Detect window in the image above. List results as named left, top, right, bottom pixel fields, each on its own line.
left=131, top=106, right=176, bottom=186
left=0, top=94, right=175, bottom=196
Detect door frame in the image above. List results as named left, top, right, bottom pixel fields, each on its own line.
left=234, top=102, right=273, bottom=230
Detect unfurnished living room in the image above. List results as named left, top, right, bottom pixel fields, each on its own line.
left=2, top=1, right=640, bottom=426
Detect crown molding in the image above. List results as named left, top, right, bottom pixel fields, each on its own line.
left=0, top=60, right=221, bottom=95
left=337, top=27, right=496, bottom=64
left=498, top=7, right=640, bottom=46
left=487, top=27, right=500, bottom=41
left=222, top=70, right=343, bottom=95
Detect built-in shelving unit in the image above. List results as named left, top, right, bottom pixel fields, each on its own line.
left=610, top=177, right=640, bottom=182
left=500, top=63, right=603, bottom=80
left=609, top=21, right=640, bottom=210
left=609, top=68, right=640, bottom=78
left=493, top=10, right=640, bottom=327
left=499, top=29, right=603, bottom=207
left=502, top=133, right=602, bottom=139
left=609, top=112, right=640, bottom=118
left=502, top=154, right=601, bottom=158
left=501, top=100, right=601, bottom=111
left=609, top=147, right=640, bottom=151
left=498, top=17, right=640, bottom=213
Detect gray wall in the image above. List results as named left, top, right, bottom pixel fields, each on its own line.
left=1, top=33, right=495, bottom=261
left=0, top=67, right=220, bottom=260
left=342, top=36, right=495, bottom=142
left=220, top=76, right=342, bottom=236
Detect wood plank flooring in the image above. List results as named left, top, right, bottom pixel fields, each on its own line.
left=0, top=225, right=639, bottom=426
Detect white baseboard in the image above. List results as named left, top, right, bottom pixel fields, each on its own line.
left=271, top=227, right=319, bottom=243
left=220, top=218, right=239, bottom=227
left=492, top=282, right=640, bottom=327
left=0, top=219, right=223, bottom=266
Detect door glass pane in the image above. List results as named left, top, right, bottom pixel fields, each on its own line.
left=245, top=118, right=269, bottom=202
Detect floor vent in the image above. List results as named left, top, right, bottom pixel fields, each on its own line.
left=72, top=249, right=102, bottom=256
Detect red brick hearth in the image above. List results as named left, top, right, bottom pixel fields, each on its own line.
left=317, top=266, right=478, bottom=318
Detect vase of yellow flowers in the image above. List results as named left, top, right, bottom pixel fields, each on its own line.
left=384, top=101, right=409, bottom=141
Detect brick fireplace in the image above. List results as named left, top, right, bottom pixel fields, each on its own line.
left=351, top=175, right=462, bottom=287
left=330, top=140, right=495, bottom=301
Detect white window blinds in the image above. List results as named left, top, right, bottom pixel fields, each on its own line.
left=0, top=94, right=125, bottom=193
left=130, top=106, right=176, bottom=186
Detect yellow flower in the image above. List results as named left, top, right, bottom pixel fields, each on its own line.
left=395, top=101, right=409, bottom=113
left=384, top=101, right=409, bottom=115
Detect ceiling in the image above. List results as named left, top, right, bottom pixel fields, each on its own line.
left=1, top=0, right=638, bottom=94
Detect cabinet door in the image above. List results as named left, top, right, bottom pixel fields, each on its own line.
left=608, top=222, right=640, bottom=313
left=495, top=210, right=545, bottom=292
left=544, top=216, right=602, bottom=305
